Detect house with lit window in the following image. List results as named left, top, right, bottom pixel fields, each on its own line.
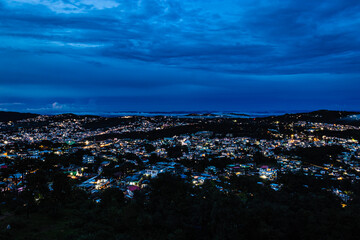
left=259, top=165, right=277, bottom=180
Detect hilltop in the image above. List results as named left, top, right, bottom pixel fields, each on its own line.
left=0, top=111, right=39, bottom=122
left=265, top=110, right=360, bottom=125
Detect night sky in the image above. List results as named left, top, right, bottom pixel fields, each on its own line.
left=1, top=0, right=359, bottom=114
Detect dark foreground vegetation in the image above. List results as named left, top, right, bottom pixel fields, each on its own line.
left=1, top=172, right=360, bottom=240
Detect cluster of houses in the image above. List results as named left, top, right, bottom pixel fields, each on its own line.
left=1, top=114, right=360, bottom=205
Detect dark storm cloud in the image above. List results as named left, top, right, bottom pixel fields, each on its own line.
left=0, top=0, right=360, bottom=112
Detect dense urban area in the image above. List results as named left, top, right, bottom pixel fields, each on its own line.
left=1, top=110, right=360, bottom=239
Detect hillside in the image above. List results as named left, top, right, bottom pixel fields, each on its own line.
left=0, top=111, right=39, bottom=122
left=265, top=110, right=360, bottom=125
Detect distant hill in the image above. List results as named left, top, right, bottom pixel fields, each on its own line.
left=0, top=111, right=39, bottom=122
left=228, top=113, right=250, bottom=117
left=185, top=113, right=217, bottom=117
left=46, top=113, right=100, bottom=121
left=264, top=110, right=360, bottom=124
left=2, top=109, right=359, bottom=125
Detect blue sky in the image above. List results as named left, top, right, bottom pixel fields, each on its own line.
left=0, top=0, right=359, bottom=113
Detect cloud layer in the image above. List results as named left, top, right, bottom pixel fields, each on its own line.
left=1, top=0, right=360, bottom=112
